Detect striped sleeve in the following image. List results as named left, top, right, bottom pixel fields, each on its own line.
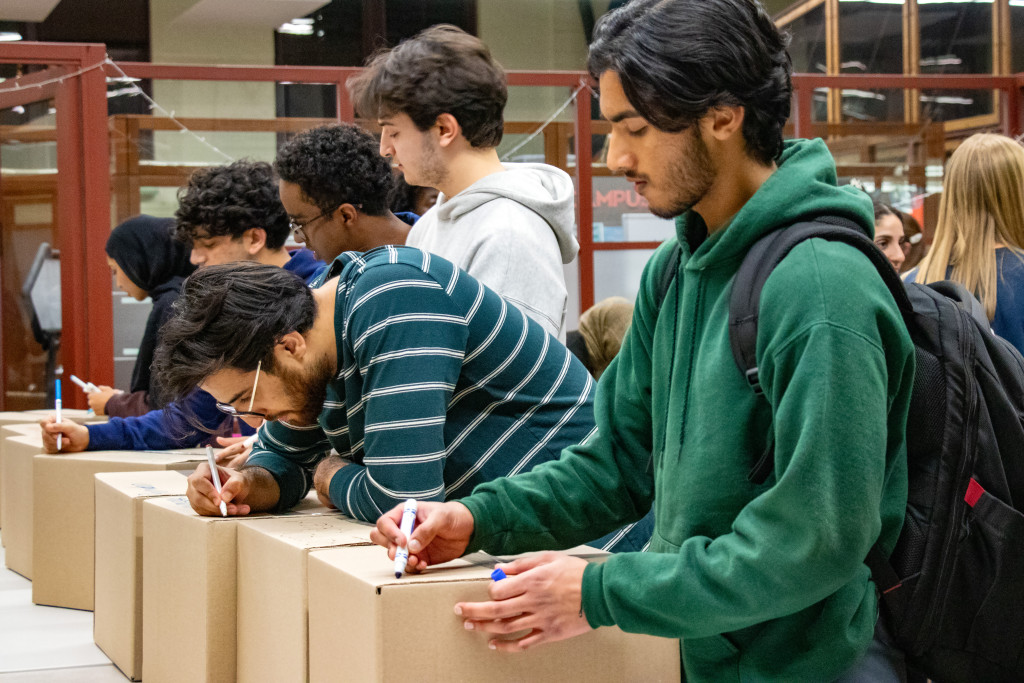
left=245, top=419, right=335, bottom=510
left=327, top=264, right=468, bottom=521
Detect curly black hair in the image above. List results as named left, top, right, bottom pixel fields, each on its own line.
left=174, top=160, right=291, bottom=249
left=274, top=124, right=394, bottom=217
left=588, top=0, right=792, bottom=166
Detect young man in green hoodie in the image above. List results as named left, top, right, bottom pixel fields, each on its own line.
left=372, top=0, right=915, bottom=680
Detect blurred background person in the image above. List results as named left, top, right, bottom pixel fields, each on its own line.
left=90, top=215, right=195, bottom=416
left=873, top=200, right=906, bottom=272
left=906, top=133, right=1024, bottom=355
left=565, top=297, right=633, bottom=379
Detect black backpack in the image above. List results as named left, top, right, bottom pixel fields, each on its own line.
left=655, top=218, right=1024, bottom=682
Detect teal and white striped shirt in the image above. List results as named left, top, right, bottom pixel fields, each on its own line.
left=247, top=245, right=597, bottom=521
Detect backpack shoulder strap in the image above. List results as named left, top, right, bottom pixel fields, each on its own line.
left=728, top=216, right=913, bottom=396
left=654, top=240, right=683, bottom=311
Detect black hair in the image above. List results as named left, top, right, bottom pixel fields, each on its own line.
left=275, top=124, right=394, bottom=217
left=873, top=200, right=898, bottom=223
left=349, top=24, right=507, bottom=148
left=588, top=0, right=792, bottom=166
left=152, top=262, right=316, bottom=403
left=174, top=160, right=291, bottom=249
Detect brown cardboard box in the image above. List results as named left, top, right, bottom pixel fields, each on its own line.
left=307, top=546, right=681, bottom=683
left=0, top=423, right=45, bottom=531
left=32, top=449, right=206, bottom=611
left=94, top=470, right=191, bottom=681
left=142, top=493, right=332, bottom=683
left=236, top=515, right=374, bottom=683
left=22, top=408, right=108, bottom=424
left=1, top=433, right=44, bottom=577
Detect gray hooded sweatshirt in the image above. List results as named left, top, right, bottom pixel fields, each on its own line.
left=406, top=162, right=578, bottom=340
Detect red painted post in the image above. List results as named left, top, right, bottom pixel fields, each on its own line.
left=574, top=80, right=595, bottom=314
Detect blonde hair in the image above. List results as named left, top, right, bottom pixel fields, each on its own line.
left=917, top=133, right=1024, bottom=319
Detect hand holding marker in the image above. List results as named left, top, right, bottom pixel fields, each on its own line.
left=205, top=445, right=228, bottom=517
left=394, top=499, right=418, bottom=578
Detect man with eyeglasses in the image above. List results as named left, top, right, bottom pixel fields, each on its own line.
left=150, top=253, right=636, bottom=550
left=39, top=160, right=323, bottom=454
left=275, top=123, right=415, bottom=265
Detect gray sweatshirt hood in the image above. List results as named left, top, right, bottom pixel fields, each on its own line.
left=432, top=162, right=578, bottom=263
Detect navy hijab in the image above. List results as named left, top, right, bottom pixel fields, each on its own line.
left=105, top=216, right=195, bottom=400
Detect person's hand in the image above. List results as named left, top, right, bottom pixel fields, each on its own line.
left=455, top=552, right=592, bottom=652
left=39, top=416, right=89, bottom=453
left=86, top=385, right=121, bottom=415
left=312, top=454, right=346, bottom=509
left=214, top=436, right=252, bottom=469
left=371, top=500, right=474, bottom=572
left=186, top=462, right=252, bottom=516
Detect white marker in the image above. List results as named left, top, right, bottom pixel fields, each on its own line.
left=394, top=499, right=418, bottom=578
left=55, top=379, right=62, bottom=452
left=69, top=374, right=99, bottom=393
left=205, top=445, right=228, bottom=517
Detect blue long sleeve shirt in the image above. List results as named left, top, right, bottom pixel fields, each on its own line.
left=86, top=249, right=323, bottom=450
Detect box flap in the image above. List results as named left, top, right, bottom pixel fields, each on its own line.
left=310, top=545, right=608, bottom=589
left=95, top=471, right=189, bottom=498
left=237, top=514, right=372, bottom=550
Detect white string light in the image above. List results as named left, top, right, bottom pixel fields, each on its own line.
left=0, top=59, right=107, bottom=93
left=0, top=55, right=236, bottom=163
left=500, top=80, right=588, bottom=162
left=103, top=58, right=235, bottom=162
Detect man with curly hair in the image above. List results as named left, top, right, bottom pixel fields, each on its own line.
left=173, top=159, right=322, bottom=281
left=41, top=161, right=323, bottom=453
left=349, top=25, right=577, bottom=341
left=275, top=124, right=414, bottom=263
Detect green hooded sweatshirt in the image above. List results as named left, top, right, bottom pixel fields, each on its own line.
left=460, top=139, right=915, bottom=681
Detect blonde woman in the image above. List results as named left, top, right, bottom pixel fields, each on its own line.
left=905, top=133, right=1024, bottom=355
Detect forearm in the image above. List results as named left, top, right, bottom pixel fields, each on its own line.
left=328, top=458, right=446, bottom=522
left=237, top=465, right=282, bottom=513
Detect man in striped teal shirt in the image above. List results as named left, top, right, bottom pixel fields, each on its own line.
left=155, top=246, right=648, bottom=549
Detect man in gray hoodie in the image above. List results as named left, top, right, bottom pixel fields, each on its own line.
left=350, top=25, right=578, bottom=340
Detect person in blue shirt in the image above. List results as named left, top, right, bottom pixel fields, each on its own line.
left=40, top=160, right=322, bottom=453
left=905, top=133, right=1024, bottom=356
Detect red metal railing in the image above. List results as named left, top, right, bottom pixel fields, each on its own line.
left=2, top=41, right=1023, bottom=407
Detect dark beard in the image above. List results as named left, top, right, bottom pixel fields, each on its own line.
left=279, top=354, right=333, bottom=427
left=649, top=126, right=716, bottom=219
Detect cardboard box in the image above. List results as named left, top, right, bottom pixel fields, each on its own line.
left=22, top=408, right=108, bottom=424
left=0, top=423, right=44, bottom=530
left=142, top=493, right=332, bottom=683
left=307, top=546, right=682, bottom=683
left=32, top=449, right=206, bottom=611
left=1, top=433, right=44, bottom=577
left=94, top=470, right=191, bottom=681
left=236, top=515, right=374, bottom=683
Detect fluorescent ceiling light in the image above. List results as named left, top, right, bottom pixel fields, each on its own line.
left=0, top=32, right=23, bottom=42
left=920, top=95, right=974, bottom=105
left=278, top=18, right=314, bottom=35
left=920, top=55, right=962, bottom=67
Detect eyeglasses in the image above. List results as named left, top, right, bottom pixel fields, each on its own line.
left=289, top=209, right=335, bottom=244
left=289, top=204, right=361, bottom=243
left=216, top=361, right=266, bottom=419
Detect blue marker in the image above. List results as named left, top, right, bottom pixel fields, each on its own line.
left=55, top=379, right=63, bottom=452
left=491, top=567, right=507, bottom=581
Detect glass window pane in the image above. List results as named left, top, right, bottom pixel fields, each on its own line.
left=785, top=4, right=827, bottom=74
left=919, top=0, right=994, bottom=120
left=1011, top=2, right=1024, bottom=73
left=839, top=1, right=903, bottom=74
